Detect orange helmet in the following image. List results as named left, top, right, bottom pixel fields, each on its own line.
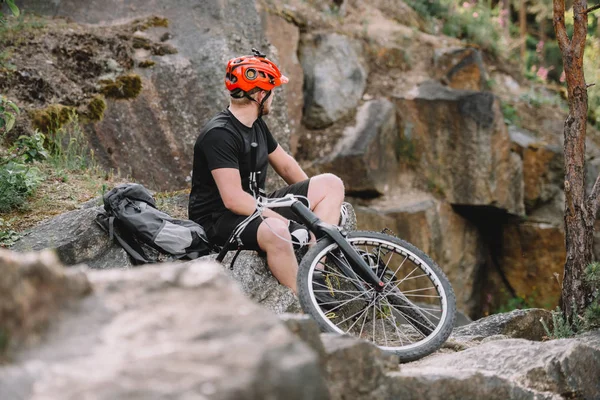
left=225, top=48, right=289, bottom=96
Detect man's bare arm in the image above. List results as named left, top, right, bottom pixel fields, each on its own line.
left=211, top=168, right=287, bottom=221
left=268, top=145, right=308, bottom=184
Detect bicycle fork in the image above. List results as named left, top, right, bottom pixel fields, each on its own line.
left=290, top=202, right=386, bottom=292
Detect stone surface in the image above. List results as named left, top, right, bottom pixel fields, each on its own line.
left=397, top=332, right=600, bottom=400
left=207, top=251, right=302, bottom=314
left=452, top=309, right=553, bottom=342
left=23, top=0, right=292, bottom=191
left=353, top=195, right=484, bottom=317
left=260, top=10, right=304, bottom=153
left=500, top=222, right=565, bottom=309
left=393, top=81, right=525, bottom=216
left=433, top=47, right=488, bottom=91
left=0, top=249, right=91, bottom=357
left=0, top=260, right=330, bottom=400
left=280, top=313, right=327, bottom=369
left=300, top=32, right=368, bottom=129
left=321, top=334, right=399, bottom=400
left=310, top=99, right=398, bottom=196
left=11, top=207, right=112, bottom=266
left=509, top=126, right=564, bottom=213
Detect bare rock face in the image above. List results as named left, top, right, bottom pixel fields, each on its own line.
left=0, top=260, right=330, bottom=400
left=451, top=308, right=553, bottom=342
left=300, top=32, right=368, bottom=129
left=433, top=47, right=488, bottom=91
left=394, top=81, right=525, bottom=216
left=10, top=206, right=129, bottom=268
left=500, top=222, right=566, bottom=310
left=353, top=195, right=484, bottom=317
left=0, top=249, right=91, bottom=358
left=394, top=331, right=600, bottom=400
left=22, top=0, right=291, bottom=191
left=509, top=126, right=564, bottom=213
left=309, top=99, right=398, bottom=196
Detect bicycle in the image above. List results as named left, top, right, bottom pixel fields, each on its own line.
left=215, top=191, right=457, bottom=362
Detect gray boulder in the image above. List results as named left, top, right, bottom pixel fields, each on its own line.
left=10, top=207, right=123, bottom=267
left=0, top=259, right=330, bottom=400
left=309, top=99, right=398, bottom=197
left=452, top=309, right=553, bottom=342
left=433, top=47, right=488, bottom=91
left=300, top=32, right=368, bottom=129
left=395, top=332, right=600, bottom=399
left=321, top=334, right=399, bottom=400
left=0, top=249, right=91, bottom=358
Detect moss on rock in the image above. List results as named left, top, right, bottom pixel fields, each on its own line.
left=138, top=60, right=156, bottom=68
left=30, top=104, right=75, bottom=133
left=100, top=74, right=142, bottom=99
left=85, top=95, right=106, bottom=121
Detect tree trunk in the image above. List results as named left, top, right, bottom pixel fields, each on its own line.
left=502, top=0, right=511, bottom=39
left=520, top=0, right=528, bottom=60
left=553, top=0, right=595, bottom=323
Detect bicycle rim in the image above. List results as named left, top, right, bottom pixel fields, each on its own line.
left=299, top=232, right=455, bottom=359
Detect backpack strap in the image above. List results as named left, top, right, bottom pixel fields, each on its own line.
left=96, top=212, right=151, bottom=265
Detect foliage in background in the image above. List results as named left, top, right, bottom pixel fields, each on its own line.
left=0, top=161, right=42, bottom=213
left=0, top=96, right=19, bottom=135
left=0, top=0, right=19, bottom=24
left=540, top=262, right=600, bottom=338
left=0, top=217, right=20, bottom=247
left=46, top=113, right=97, bottom=171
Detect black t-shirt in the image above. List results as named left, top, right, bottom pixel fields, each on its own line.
left=188, top=108, right=278, bottom=225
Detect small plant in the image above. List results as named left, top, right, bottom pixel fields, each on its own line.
left=10, top=131, right=48, bottom=163
left=0, top=217, right=20, bottom=247
left=46, top=113, right=96, bottom=171
left=0, top=0, right=19, bottom=24
left=0, top=95, right=19, bottom=135
left=501, top=101, right=520, bottom=126
left=0, top=161, right=42, bottom=212
left=540, top=307, right=577, bottom=339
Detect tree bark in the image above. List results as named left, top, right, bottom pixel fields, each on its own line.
left=520, top=0, right=528, bottom=60
left=553, top=0, right=595, bottom=323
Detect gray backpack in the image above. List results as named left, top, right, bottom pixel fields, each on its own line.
left=96, top=183, right=212, bottom=264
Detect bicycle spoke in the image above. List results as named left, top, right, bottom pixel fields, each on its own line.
left=335, top=297, right=376, bottom=326
left=384, top=298, right=432, bottom=336
left=344, top=302, right=372, bottom=334
left=381, top=297, right=411, bottom=345
left=375, top=299, right=389, bottom=347
left=358, top=298, right=374, bottom=339
left=400, top=286, right=437, bottom=294
left=388, top=303, right=442, bottom=321
left=318, top=287, right=375, bottom=315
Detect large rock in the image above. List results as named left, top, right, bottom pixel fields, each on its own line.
left=500, top=222, right=565, bottom=309
left=393, top=81, right=525, bottom=216
left=215, top=251, right=302, bottom=314
left=0, top=249, right=91, bottom=358
left=394, top=331, right=600, bottom=399
left=433, top=47, right=488, bottom=91
left=452, top=309, right=553, bottom=342
left=509, top=126, right=564, bottom=213
left=300, top=32, right=368, bottom=129
left=10, top=206, right=126, bottom=267
left=23, top=0, right=292, bottom=191
left=321, top=334, right=399, bottom=400
left=0, top=260, right=330, bottom=400
left=353, top=194, right=484, bottom=317
left=309, top=99, right=398, bottom=196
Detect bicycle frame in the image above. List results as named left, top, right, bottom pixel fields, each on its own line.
left=216, top=195, right=386, bottom=292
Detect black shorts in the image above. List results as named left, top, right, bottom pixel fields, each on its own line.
left=206, top=179, right=311, bottom=250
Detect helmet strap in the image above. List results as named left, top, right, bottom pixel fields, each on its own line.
left=244, top=90, right=272, bottom=118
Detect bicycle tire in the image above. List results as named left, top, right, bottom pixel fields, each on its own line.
left=297, top=230, right=456, bottom=362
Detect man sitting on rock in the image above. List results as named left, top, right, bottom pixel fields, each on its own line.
left=188, top=49, right=345, bottom=294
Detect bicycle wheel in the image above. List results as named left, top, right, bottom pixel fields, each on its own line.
left=297, top=230, right=456, bottom=362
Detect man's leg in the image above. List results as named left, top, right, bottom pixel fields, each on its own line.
left=307, top=173, right=345, bottom=225
left=257, top=217, right=298, bottom=293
